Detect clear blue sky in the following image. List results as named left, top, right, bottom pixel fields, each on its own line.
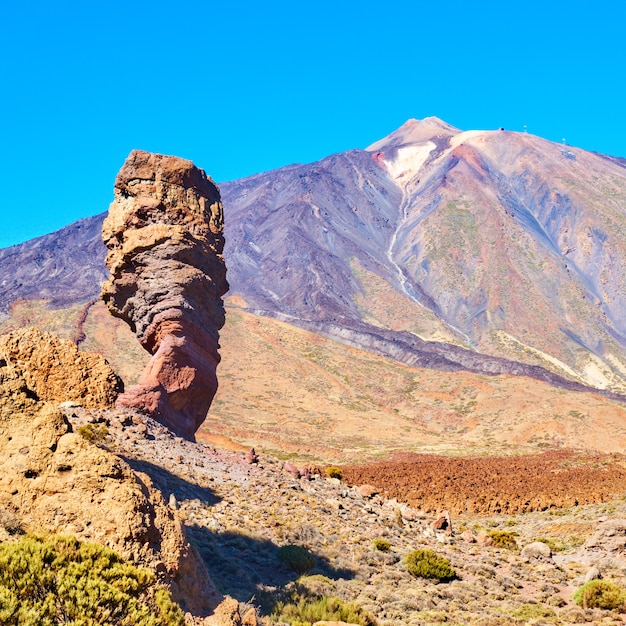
left=1, top=0, right=624, bottom=248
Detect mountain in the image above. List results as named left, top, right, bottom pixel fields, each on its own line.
left=222, top=117, right=626, bottom=393
left=2, top=118, right=626, bottom=401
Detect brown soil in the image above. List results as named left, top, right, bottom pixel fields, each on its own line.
left=341, top=450, right=626, bottom=515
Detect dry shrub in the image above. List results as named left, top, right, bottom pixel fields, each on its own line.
left=404, top=549, right=457, bottom=582
left=573, top=579, right=626, bottom=610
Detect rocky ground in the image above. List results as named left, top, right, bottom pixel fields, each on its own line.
left=342, top=451, right=626, bottom=515
left=61, top=405, right=626, bottom=625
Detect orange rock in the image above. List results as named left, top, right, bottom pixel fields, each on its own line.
left=101, top=150, right=228, bottom=440
left=0, top=327, right=121, bottom=409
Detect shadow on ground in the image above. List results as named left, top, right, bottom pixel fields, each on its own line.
left=120, top=455, right=221, bottom=506
left=186, top=524, right=355, bottom=604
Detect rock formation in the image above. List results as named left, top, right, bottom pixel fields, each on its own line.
left=0, top=334, right=221, bottom=617
left=101, top=150, right=228, bottom=440
left=0, top=327, right=121, bottom=410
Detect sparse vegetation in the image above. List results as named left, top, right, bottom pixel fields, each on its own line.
left=488, top=530, right=519, bottom=550
left=325, top=467, right=343, bottom=480
left=0, top=534, right=184, bottom=625
left=277, top=545, right=317, bottom=574
left=269, top=583, right=376, bottom=626
left=573, top=579, right=626, bottom=610
left=78, top=422, right=109, bottom=443
left=372, top=538, right=391, bottom=552
left=535, top=536, right=567, bottom=552
left=404, top=549, right=457, bottom=582
left=511, top=603, right=558, bottom=622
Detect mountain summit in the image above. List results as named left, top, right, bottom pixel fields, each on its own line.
left=366, top=116, right=460, bottom=152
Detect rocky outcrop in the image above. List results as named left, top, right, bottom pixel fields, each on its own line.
left=101, top=150, right=228, bottom=440
left=0, top=327, right=121, bottom=410
left=0, top=339, right=221, bottom=617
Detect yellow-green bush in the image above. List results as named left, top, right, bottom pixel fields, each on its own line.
left=372, top=538, right=391, bottom=552
left=573, top=580, right=626, bottom=610
left=325, top=467, right=343, bottom=480
left=512, top=603, right=558, bottom=622
left=272, top=592, right=376, bottom=626
left=277, top=545, right=316, bottom=575
left=78, top=422, right=109, bottom=443
left=404, top=549, right=457, bottom=582
left=487, top=530, right=519, bottom=550
left=0, top=534, right=184, bottom=625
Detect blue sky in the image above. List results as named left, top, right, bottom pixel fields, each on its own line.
left=1, top=0, right=624, bottom=248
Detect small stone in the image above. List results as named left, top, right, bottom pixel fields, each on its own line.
left=431, top=510, right=452, bottom=535
left=357, top=484, right=379, bottom=499
left=283, top=462, right=301, bottom=478
left=584, top=565, right=602, bottom=582
left=477, top=531, right=494, bottom=546
left=521, top=541, right=552, bottom=562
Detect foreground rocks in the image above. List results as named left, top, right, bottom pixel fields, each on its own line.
left=101, top=150, right=229, bottom=440
left=58, top=405, right=626, bottom=626
left=0, top=327, right=121, bottom=410
left=0, top=334, right=221, bottom=618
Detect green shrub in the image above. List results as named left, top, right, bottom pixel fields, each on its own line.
left=325, top=467, right=343, bottom=480
left=78, top=423, right=109, bottom=443
left=488, top=530, right=519, bottom=550
left=272, top=593, right=376, bottom=626
left=277, top=545, right=317, bottom=574
left=0, top=534, right=184, bottom=625
left=573, top=580, right=626, bottom=610
left=535, top=536, right=566, bottom=552
left=512, top=603, right=557, bottom=621
left=372, top=538, right=391, bottom=552
left=404, top=549, right=457, bottom=582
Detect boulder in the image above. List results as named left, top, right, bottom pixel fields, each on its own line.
left=356, top=484, right=380, bottom=499
left=521, top=541, right=552, bottom=562
left=0, top=404, right=220, bottom=616
left=431, top=510, right=452, bottom=535
left=0, top=327, right=121, bottom=411
left=584, top=566, right=602, bottom=582
left=101, top=150, right=228, bottom=440
left=477, top=531, right=494, bottom=547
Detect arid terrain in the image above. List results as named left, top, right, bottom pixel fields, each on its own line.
left=55, top=406, right=626, bottom=625
left=3, top=123, right=626, bottom=624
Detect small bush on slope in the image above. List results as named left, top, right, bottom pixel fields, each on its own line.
left=487, top=530, right=519, bottom=550
left=0, top=534, right=184, bottom=625
left=277, top=545, right=317, bottom=575
left=404, top=549, right=457, bottom=582
left=573, top=579, right=626, bottom=610
left=269, top=580, right=376, bottom=626
left=372, top=538, right=391, bottom=552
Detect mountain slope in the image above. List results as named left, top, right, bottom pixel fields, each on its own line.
left=221, top=118, right=626, bottom=392
left=2, top=119, right=626, bottom=398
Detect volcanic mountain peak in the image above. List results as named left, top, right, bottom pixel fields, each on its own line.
left=367, top=116, right=460, bottom=152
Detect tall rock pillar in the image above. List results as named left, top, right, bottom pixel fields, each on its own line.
left=101, top=150, right=228, bottom=440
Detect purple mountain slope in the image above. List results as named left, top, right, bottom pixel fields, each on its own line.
left=2, top=119, right=626, bottom=398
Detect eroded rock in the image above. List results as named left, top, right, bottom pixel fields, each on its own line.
left=0, top=327, right=121, bottom=411
left=0, top=352, right=221, bottom=615
left=101, top=150, right=228, bottom=440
